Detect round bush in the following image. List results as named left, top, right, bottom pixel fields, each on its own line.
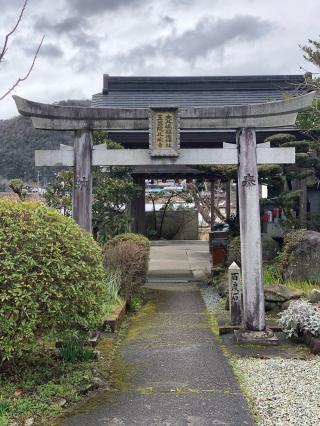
left=104, top=233, right=150, bottom=301
left=265, top=133, right=296, bottom=146
left=108, top=232, right=150, bottom=250
left=0, top=201, right=106, bottom=361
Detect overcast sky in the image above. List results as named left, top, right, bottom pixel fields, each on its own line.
left=0, top=0, right=319, bottom=119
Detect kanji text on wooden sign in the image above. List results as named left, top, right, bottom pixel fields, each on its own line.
left=149, top=108, right=179, bottom=157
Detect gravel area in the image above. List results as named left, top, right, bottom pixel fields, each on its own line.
left=199, top=284, right=224, bottom=313
left=237, top=358, right=320, bottom=426
left=200, top=285, right=320, bottom=426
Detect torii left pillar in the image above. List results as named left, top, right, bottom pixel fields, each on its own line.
left=73, top=130, right=93, bottom=233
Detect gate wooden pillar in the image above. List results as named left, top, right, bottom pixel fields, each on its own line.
left=226, top=178, right=231, bottom=220
left=131, top=175, right=146, bottom=235
left=208, top=178, right=216, bottom=254
left=237, top=127, right=265, bottom=331
left=73, top=130, right=93, bottom=233
left=210, top=178, right=215, bottom=232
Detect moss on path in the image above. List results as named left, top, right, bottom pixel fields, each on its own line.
left=60, top=282, right=254, bottom=426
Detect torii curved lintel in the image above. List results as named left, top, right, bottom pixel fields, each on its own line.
left=12, top=91, right=316, bottom=130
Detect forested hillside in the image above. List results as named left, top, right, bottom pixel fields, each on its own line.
left=0, top=100, right=90, bottom=186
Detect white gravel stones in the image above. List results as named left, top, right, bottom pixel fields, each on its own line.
left=236, top=357, right=320, bottom=426
left=200, top=285, right=320, bottom=426
left=200, top=285, right=223, bottom=313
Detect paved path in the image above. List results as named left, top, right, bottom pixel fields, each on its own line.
left=63, top=242, right=254, bottom=426
left=148, top=241, right=211, bottom=283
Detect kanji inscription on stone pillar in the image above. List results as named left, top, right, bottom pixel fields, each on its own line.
left=228, top=262, right=242, bottom=325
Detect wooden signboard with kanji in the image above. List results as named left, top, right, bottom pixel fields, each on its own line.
left=149, top=108, right=180, bottom=157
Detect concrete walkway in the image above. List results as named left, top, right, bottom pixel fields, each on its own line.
left=63, top=242, right=254, bottom=426
left=148, top=240, right=212, bottom=283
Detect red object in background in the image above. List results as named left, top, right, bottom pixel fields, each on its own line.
left=211, top=237, right=228, bottom=266
left=262, top=212, right=269, bottom=222
left=212, top=246, right=227, bottom=266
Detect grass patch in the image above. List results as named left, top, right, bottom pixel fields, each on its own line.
left=263, top=264, right=318, bottom=292
left=0, top=351, right=97, bottom=424
left=0, top=329, right=126, bottom=425
left=0, top=296, right=143, bottom=426
left=0, top=415, right=8, bottom=426
left=127, top=295, right=143, bottom=313
left=58, top=335, right=96, bottom=363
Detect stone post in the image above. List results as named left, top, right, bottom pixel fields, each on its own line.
left=72, top=129, right=93, bottom=233
left=228, top=262, right=242, bottom=325
left=237, top=128, right=265, bottom=331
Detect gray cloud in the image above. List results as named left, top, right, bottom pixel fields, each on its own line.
left=0, top=0, right=37, bottom=11
left=170, top=0, right=195, bottom=5
left=68, top=0, right=140, bottom=15
left=39, top=43, right=64, bottom=58
left=33, top=15, right=99, bottom=54
left=161, top=15, right=176, bottom=25
left=1, top=0, right=319, bottom=122
left=22, top=42, right=63, bottom=58
left=34, top=16, right=88, bottom=34
left=69, top=30, right=100, bottom=51
left=71, top=49, right=101, bottom=72
left=115, top=14, right=274, bottom=67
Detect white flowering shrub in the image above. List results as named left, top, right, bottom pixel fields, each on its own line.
left=305, top=307, right=320, bottom=337
left=278, top=300, right=320, bottom=338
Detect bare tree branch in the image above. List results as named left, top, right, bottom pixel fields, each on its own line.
left=0, top=35, right=44, bottom=101
left=0, top=0, right=45, bottom=101
left=0, top=0, right=28, bottom=63
left=186, top=181, right=226, bottom=224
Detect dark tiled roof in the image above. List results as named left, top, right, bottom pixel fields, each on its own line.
left=92, top=75, right=306, bottom=108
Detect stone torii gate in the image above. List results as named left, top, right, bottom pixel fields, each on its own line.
left=14, top=92, right=315, bottom=337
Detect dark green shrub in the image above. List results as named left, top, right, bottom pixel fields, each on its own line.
left=109, top=232, right=150, bottom=250
left=279, top=229, right=320, bottom=283
left=279, top=229, right=307, bottom=269
left=0, top=200, right=107, bottom=362
left=265, top=133, right=296, bottom=146
left=228, top=234, right=279, bottom=266
left=103, top=233, right=150, bottom=300
left=228, top=236, right=241, bottom=266
left=128, top=295, right=143, bottom=312
left=226, top=214, right=240, bottom=238
left=282, top=140, right=310, bottom=153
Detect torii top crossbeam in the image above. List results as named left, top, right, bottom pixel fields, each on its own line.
left=13, top=92, right=315, bottom=131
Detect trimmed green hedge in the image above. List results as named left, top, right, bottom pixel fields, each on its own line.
left=265, top=133, right=296, bottom=146
left=108, top=232, right=150, bottom=250
left=0, top=201, right=107, bottom=362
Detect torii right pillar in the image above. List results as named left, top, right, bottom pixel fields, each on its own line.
left=237, top=127, right=265, bottom=332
